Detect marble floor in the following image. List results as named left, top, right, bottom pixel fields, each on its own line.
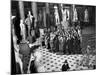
left=29, top=38, right=96, bottom=73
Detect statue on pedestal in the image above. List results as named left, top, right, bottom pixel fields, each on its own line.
left=73, top=8, right=78, bottom=22
left=61, top=4, right=69, bottom=30
left=54, top=5, right=60, bottom=25
left=25, top=11, right=33, bottom=38
left=28, top=11, right=33, bottom=23
left=84, top=9, right=89, bottom=22
left=20, top=19, right=26, bottom=42
left=61, top=4, right=67, bottom=22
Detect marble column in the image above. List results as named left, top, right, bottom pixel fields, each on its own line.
left=45, top=3, right=50, bottom=27
left=18, top=1, right=25, bottom=20
left=31, top=2, right=37, bottom=28
left=72, top=4, right=75, bottom=22
left=43, top=8, right=46, bottom=27
left=46, top=3, right=49, bottom=14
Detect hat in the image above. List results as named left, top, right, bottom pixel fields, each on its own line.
left=63, top=60, right=68, bottom=63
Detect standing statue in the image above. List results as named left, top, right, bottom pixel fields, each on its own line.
left=84, top=9, right=89, bottom=22
left=25, top=11, right=33, bottom=38
left=20, top=19, right=26, bottom=42
left=61, top=4, right=69, bottom=30
left=73, top=8, right=78, bottom=22
left=54, top=5, right=60, bottom=25
left=38, top=10, right=43, bottom=28
left=28, top=11, right=33, bottom=23
left=61, top=4, right=67, bottom=22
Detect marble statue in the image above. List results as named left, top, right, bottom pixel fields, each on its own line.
left=25, top=11, right=33, bottom=38
left=84, top=9, right=89, bottom=22
left=61, top=4, right=67, bottom=22
left=54, top=5, right=60, bottom=25
left=73, top=8, right=78, bottom=22
left=20, top=19, right=26, bottom=41
left=61, top=4, right=69, bottom=30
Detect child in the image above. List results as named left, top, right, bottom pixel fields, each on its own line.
left=61, top=60, right=70, bottom=71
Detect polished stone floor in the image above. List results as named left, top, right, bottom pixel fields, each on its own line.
left=29, top=36, right=96, bottom=73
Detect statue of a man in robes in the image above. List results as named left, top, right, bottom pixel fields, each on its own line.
left=73, top=8, right=78, bottom=22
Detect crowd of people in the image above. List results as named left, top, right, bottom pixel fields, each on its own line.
left=41, top=24, right=82, bottom=54
left=11, top=8, right=82, bottom=74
